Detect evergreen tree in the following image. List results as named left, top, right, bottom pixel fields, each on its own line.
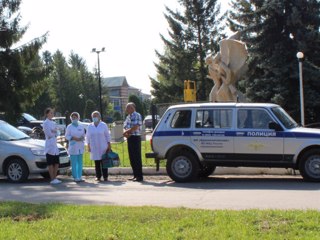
left=151, top=0, right=225, bottom=103
left=48, top=50, right=71, bottom=115
left=229, top=0, right=320, bottom=123
left=0, top=0, right=47, bottom=123
left=68, top=52, right=98, bottom=117
left=30, top=51, right=54, bottom=118
left=46, top=50, right=99, bottom=117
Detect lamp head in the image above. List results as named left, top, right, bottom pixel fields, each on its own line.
left=92, top=48, right=96, bottom=53
left=296, top=52, right=304, bottom=59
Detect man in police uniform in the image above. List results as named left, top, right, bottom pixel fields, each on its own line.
left=123, top=102, right=144, bottom=182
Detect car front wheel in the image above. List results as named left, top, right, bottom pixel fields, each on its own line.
left=299, top=149, right=320, bottom=182
left=166, top=151, right=199, bottom=182
left=6, top=158, right=29, bottom=183
left=198, top=165, right=216, bottom=178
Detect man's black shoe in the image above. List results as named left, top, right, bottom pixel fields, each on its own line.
left=128, top=177, right=136, bottom=181
left=133, top=178, right=143, bottom=182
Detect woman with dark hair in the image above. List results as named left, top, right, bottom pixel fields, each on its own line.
left=42, top=107, right=61, bottom=185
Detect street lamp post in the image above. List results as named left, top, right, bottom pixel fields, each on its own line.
left=296, top=52, right=305, bottom=126
left=92, top=47, right=105, bottom=120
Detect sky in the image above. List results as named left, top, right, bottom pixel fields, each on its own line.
left=19, top=0, right=229, bottom=95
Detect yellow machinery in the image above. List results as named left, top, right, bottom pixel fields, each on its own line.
left=184, top=80, right=196, bottom=102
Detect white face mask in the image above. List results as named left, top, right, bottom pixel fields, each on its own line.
left=92, top=117, right=99, bottom=123
left=72, top=119, right=78, bottom=124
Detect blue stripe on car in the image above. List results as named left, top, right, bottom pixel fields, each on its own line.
left=153, top=130, right=320, bottom=138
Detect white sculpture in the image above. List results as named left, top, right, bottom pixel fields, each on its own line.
left=206, top=32, right=248, bottom=102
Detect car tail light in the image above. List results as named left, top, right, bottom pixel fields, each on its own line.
left=150, top=137, right=153, bottom=151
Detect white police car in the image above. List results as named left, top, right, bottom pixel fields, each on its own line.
left=146, top=103, right=320, bottom=182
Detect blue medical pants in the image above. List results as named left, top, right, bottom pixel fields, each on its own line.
left=70, top=154, right=83, bottom=180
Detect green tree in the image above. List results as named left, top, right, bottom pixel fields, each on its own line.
left=46, top=50, right=99, bottom=117
left=151, top=0, right=225, bottom=103
left=83, top=99, right=96, bottom=120
left=68, top=52, right=98, bottom=117
left=0, top=0, right=47, bottom=123
left=30, top=51, right=54, bottom=118
left=113, top=111, right=122, bottom=121
left=229, top=0, right=320, bottom=123
left=48, top=50, right=72, bottom=115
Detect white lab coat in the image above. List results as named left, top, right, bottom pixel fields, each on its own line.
left=65, top=123, right=86, bottom=155
left=43, top=118, right=59, bottom=155
left=86, top=121, right=111, bottom=160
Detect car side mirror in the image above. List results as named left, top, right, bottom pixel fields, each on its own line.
left=269, top=122, right=283, bottom=131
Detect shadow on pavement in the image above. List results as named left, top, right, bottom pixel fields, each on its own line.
left=1, top=174, right=319, bottom=191
left=139, top=175, right=320, bottom=191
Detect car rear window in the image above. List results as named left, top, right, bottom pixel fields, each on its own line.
left=171, top=110, right=192, bottom=128
left=196, top=109, right=232, bottom=128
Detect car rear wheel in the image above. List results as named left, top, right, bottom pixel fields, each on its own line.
left=299, top=149, right=320, bottom=182
left=166, top=151, right=199, bottom=182
left=6, top=158, right=29, bottom=183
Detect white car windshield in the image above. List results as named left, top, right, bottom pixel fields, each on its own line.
left=0, top=122, right=30, bottom=141
left=271, top=107, right=299, bottom=129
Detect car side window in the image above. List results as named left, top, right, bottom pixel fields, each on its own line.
left=196, top=109, right=232, bottom=128
left=171, top=110, right=191, bottom=128
left=238, top=109, right=273, bottom=129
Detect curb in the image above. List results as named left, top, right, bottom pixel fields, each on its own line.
left=81, top=167, right=299, bottom=176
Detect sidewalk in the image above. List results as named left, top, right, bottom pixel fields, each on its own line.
left=82, top=167, right=299, bottom=176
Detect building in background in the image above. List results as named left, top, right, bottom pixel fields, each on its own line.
left=101, top=76, right=151, bottom=117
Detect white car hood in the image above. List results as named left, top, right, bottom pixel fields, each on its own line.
left=11, top=138, right=46, bottom=148
left=10, top=138, right=64, bottom=149
left=291, top=127, right=320, bottom=133
left=289, top=127, right=320, bottom=137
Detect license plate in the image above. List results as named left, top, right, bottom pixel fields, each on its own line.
left=59, top=156, right=69, bottom=164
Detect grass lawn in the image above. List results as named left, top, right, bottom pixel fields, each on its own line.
left=83, top=140, right=161, bottom=167
left=0, top=202, right=319, bottom=240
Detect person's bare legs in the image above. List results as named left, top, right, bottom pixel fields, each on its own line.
left=48, top=165, right=55, bottom=180
left=53, top=164, right=59, bottom=179
left=48, top=164, right=59, bottom=180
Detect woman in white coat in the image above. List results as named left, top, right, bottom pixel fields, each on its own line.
left=42, top=107, right=61, bottom=185
left=65, top=112, right=86, bottom=182
left=86, top=111, right=111, bottom=181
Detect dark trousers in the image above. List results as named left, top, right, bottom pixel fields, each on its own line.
left=94, top=160, right=108, bottom=179
left=127, top=135, right=143, bottom=179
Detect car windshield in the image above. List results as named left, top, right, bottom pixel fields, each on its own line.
left=23, top=113, right=37, bottom=121
left=271, top=107, right=299, bottom=129
left=0, top=121, right=30, bottom=141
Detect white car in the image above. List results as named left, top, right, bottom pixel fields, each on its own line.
left=0, top=120, right=70, bottom=182
left=146, top=102, right=320, bottom=182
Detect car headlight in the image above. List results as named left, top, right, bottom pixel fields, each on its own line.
left=30, top=148, right=45, bottom=156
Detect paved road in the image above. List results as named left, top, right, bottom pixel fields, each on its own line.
left=1, top=175, right=319, bottom=210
